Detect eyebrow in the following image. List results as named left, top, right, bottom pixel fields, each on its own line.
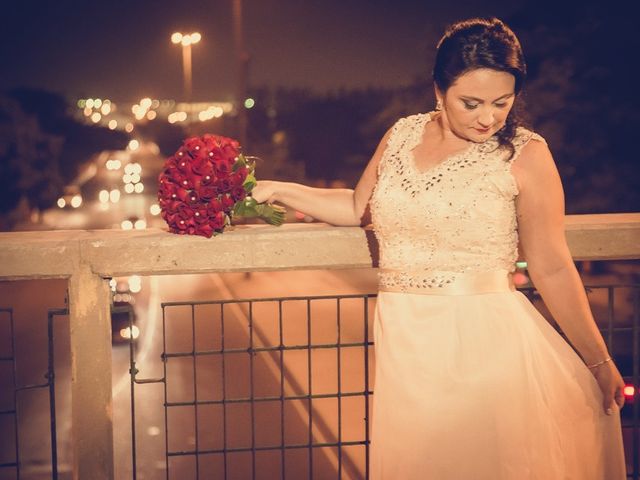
left=460, top=93, right=515, bottom=102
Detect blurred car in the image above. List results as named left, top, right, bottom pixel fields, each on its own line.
left=110, top=276, right=140, bottom=345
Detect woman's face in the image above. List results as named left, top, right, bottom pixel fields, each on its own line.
left=437, top=68, right=516, bottom=142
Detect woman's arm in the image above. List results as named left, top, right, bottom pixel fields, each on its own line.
left=513, top=139, right=625, bottom=412
left=251, top=127, right=393, bottom=226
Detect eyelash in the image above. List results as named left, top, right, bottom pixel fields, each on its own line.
left=463, top=102, right=508, bottom=110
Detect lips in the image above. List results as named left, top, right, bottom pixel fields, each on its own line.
left=474, top=127, right=491, bottom=133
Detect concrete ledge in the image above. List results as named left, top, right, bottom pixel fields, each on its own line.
left=1, top=213, right=639, bottom=280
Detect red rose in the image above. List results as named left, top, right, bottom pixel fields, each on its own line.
left=193, top=207, right=209, bottom=224
left=183, top=137, right=206, bottom=157
left=191, top=156, right=214, bottom=176
left=209, top=211, right=226, bottom=230
left=186, top=171, right=203, bottom=191
left=221, top=194, right=235, bottom=211
left=216, top=177, right=233, bottom=193
left=194, top=223, right=215, bottom=238
left=198, top=185, right=218, bottom=201
left=208, top=198, right=223, bottom=213
left=174, top=187, right=191, bottom=203
left=231, top=186, right=246, bottom=202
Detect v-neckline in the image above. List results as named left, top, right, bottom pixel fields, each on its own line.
left=408, top=112, right=477, bottom=176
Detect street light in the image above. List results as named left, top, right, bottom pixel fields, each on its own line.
left=171, top=31, right=201, bottom=101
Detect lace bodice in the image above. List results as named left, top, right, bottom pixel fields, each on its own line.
left=369, top=112, right=546, bottom=292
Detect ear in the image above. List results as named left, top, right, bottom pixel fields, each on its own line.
left=434, top=85, right=443, bottom=103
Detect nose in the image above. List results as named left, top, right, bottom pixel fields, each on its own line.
left=478, top=109, right=495, bottom=127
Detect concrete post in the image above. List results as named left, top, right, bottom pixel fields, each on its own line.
left=67, top=263, right=114, bottom=480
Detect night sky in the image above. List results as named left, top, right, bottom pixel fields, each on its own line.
left=1, top=0, right=527, bottom=102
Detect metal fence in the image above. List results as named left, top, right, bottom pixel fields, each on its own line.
left=130, top=294, right=374, bottom=480
left=0, top=307, right=68, bottom=479
left=1, top=284, right=639, bottom=479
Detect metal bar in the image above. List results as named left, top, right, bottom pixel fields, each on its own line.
left=164, top=390, right=368, bottom=407
left=363, top=295, right=370, bottom=480
left=10, top=309, right=20, bottom=478
left=160, top=293, right=375, bottom=308
left=336, top=298, right=343, bottom=480
left=278, top=299, right=285, bottom=480
left=167, top=439, right=368, bottom=456
left=633, top=286, right=639, bottom=480
left=607, top=287, right=615, bottom=353
left=249, top=301, right=256, bottom=480
left=307, top=298, right=313, bottom=479
left=161, top=340, right=368, bottom=358
left=191, top=304, right=200, bottom=479
left=221, top=303, right=228, bottom=479
left=129, top=303, right=138, bottom=480
left=162, top=305, right=170, bottom=479
left=47, top=309, right=61, bottom=480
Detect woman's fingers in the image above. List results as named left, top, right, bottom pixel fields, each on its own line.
left=614, top=387, right=625, bottom=409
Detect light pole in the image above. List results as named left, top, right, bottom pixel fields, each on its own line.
left=233, top=0, right=248, bottom=147
left=171, top=31, right=201, bottom=101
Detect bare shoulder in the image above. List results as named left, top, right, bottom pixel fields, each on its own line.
left=511, top=133, right=559, bottom=192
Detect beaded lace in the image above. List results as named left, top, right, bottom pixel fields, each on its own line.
left=370, top=112, right=546, bottom=292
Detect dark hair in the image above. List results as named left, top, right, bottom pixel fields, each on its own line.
left=433, top=17, right=526, bottom=159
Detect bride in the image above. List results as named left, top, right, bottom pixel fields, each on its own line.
left=252, top=16, right=626, bottom=479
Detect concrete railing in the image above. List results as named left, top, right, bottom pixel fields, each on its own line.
left=1, top=213, right=639, bottom=480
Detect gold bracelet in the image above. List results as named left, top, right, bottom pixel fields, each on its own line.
left=586, top=356, right=612, bottom=369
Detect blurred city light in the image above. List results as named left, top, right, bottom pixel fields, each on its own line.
left=125, top=123, right=134, bottom=133
left=94, top=98, right=103, bottom=108
left=99, top=190, right=109, bottom=203
left=133, top=219, right=146, bottom=230
left=119, top=325, right=140, bottom=340
left=128, top=139, right=140, bottom=151
left=86, top=98, right=95, bottom=109
left=91, top=112, right=102, bottom=123
left=106, top=159, right=121, bottom=170
left=101, top=103, right=111, bottom=115
left=124, top=184, right=135, bottom=193
left=150, top=204, right=161, bottom=215
left=146, top=110, right=157, bottom=120
left=128, top=275, right=142, bottom=292
left=624, top=385, right=635, bottom=397
left=134, top=183, right=144, bottom=193
left=110, top=189, right=121, bottom=203
left=70, top=195, right=83, bottom=208
left=244, top=98, right=255, bottom=109
left=171, top=32, right=183, bottom=44
left=108, top=120, right=117, bottom=130
left=57, top=198, right=66, bottom=208
left=121, top=220, right=133, bottom=230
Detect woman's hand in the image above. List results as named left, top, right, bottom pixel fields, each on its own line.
left=251, top=180, right=277, bottom=204
left=590, top=360, right=626, bottom=414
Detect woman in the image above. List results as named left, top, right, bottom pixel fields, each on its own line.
left=252, top=17, right=627, bottom=479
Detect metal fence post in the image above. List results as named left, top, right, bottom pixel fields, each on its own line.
left=67, top=263, right=114, bottom=480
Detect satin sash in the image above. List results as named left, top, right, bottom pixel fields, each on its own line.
left=379, top=269, right=515, bottom=296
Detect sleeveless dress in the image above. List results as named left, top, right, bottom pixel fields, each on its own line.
left=368, top=112, right=627, bottom=479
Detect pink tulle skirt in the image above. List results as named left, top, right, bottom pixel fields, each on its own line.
left=370, top=289, right=626, bottom=479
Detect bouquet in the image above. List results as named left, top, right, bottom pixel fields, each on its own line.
left=157, top=134, right=285, bottom=238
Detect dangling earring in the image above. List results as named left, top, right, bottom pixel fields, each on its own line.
left=435, top=99, right=443, bottom=111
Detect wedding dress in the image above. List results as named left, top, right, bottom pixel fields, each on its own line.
left=368, top=112, right=627, bottom=479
